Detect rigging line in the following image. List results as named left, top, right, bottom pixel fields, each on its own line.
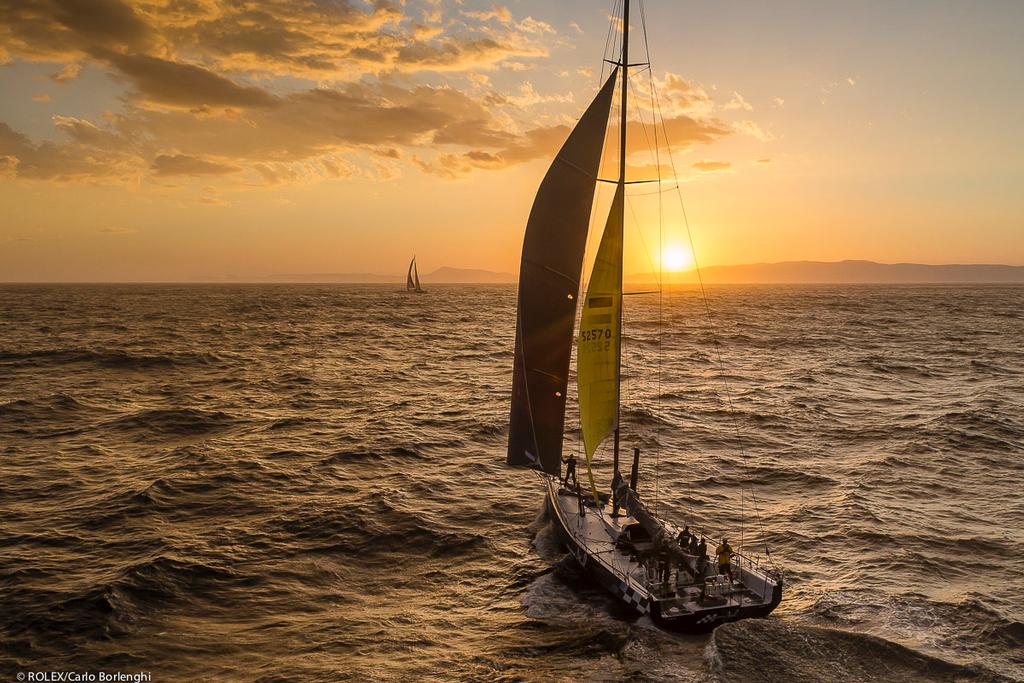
left=624, top=184, right=682, bottom=197
left=638, top=0, right=664, bottom=518
left=625, top=73, right=660, bottom=179
left=578, top=7, right=621, bottom=457
left=624, top=194, right=660, bottom=289
left=648, top=61, right=764, bottom=558
left=600, top=0, right=620, bottom=84
left=748, top=492, right=775, bottom=569
left=608, top=0, right=623, bottom=83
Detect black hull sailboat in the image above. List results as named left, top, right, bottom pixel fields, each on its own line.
left=546, top=478, right=782, bottom=633
left=505, top=0, right=782, bottom=633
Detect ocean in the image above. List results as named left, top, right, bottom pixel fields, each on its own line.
left=1, top=284, right=1021, bottom=681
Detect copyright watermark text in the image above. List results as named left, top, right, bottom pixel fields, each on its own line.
left=16, top=673, right=152, bottom=682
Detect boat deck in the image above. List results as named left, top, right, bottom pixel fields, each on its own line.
left=548, top=479, right=778, bottom=620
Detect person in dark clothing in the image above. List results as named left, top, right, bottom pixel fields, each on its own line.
left=676, top=525, right=691, bottom=549
left=696, top=536, right=708, bottom=574
left=655, top=532, right=672, bottom=584
left=562, top=453, right=578, bottom=489
left=689, top=533, right=700, bottom=554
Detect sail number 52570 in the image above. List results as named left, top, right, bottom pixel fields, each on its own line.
left=580, top=328, right=614, bottom=353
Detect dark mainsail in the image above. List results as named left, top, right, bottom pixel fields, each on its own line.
left=507, top=69, right=618, bottom=475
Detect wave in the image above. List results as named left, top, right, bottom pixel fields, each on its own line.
left=0, top=392, right=99, bottom=422
left=105, top=408, right=236, bottom=437
left=855, top=356, right=940, bottom=379
left=3, top=555, right=256, bottom=642
left=804, top=589, right=1024, bottom=675
left=267, top=416, right=317, bottom=430
left=320, top=445, right=429, bottom=464
left=707, top=619, right=1014, bottom=683
left=0, top=347, right=221, bottom=369
left=270, top=493, right=491, bottom=560
left=692, top=465, right=837, bottom=489
left=970, top=359, right=1019, bottom=375
left=0, top=392, right=109, bottom=438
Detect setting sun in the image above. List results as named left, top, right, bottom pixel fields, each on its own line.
left=660, top=245, right=696, bottom=272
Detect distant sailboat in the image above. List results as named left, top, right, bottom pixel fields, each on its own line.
left=406, top=256, right=425, bottom=293
left=505, top=0, right=782, bottom=632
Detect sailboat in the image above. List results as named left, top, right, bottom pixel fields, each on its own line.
left=406, top=256, right=425, bottom=293
left=505, top=0, right=782, bottom=632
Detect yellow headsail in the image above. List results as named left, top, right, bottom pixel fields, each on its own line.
left=577, top=185, right=623, bottom=501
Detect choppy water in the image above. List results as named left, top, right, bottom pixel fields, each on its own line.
left=1, top=284, right=1022, bottom=681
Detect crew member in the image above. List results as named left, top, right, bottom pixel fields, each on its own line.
left=716, top=537, right=734, bottom=581
left=562, top=453, right=578, bottom=489
left=655, top=531, right=672, bottom=585
left=697, top=536, right=708, bottom=574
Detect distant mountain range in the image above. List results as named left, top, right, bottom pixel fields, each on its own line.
left=627, top=260, right=1024, bottom=284
left=259, top=260, right=1023, bottom=284
left=422, top=266, right=516, bottom=283
left=261, top=266, right=516, bottom=283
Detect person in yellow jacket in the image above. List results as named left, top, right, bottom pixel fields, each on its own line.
left=716, top=538, right=734, bottom=581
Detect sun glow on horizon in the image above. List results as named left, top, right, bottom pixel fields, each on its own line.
left=660, top=244, right=696, bottom=272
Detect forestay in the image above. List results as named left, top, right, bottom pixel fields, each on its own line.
left=577, top=184, right=624, bottom=498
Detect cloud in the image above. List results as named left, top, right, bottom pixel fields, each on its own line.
left=413, top=150, right=505, bottom=179
left=653, top=115, right=731, bottom=148
left=253, top=162, right=301, bottom=185
left=52, top=0, right=153, bottom=49
left=417, top=111, right=731, bottom=179
left=692, top=159, right=731, bottom=172
left=0, top=78, right=516, bottom=185
left=0, top=120, right=142, bottom=181
left=151, top=154, right=242, bottom=177
left=462, top=6, right=512, bottom=24
left=733, top=119, right=774, bottom=142
left=0, top=0, right=154, bottom=61
left=52, top=115, right=130, bottom=148
left=657, top=73, right=715, bottom=117
left=723, top=91, right=752, bottom=111
left=772, top=97, right=785, bottom=108
left=0, top=2, right=766, bottom=186
left=394, top=36, right=544, bottom=72
left=98, top=225, right=137, bottom=234
left=50, top=62, right=81, bottom=82
left=518, top=17, right=555, bottom=35
left=0, top=0, right=549, bottom=79
left=96, top=51, right=279, bottom=109
left=32, top=94, right=51, bottom=102
left=0, top=154, right=18, bottom=178
left=503, top=81, right=574, bottom=108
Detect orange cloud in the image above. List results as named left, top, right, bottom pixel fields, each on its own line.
left=692, top=159, right=731, bottom=172
left=95, top=50, right=279, bottom=109
left=151, top=154, right=242, bottom=177
left=0, top=0, right=761, bottom=188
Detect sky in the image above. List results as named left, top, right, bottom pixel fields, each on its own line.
left=0, top=0, right=1022, bottom=281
